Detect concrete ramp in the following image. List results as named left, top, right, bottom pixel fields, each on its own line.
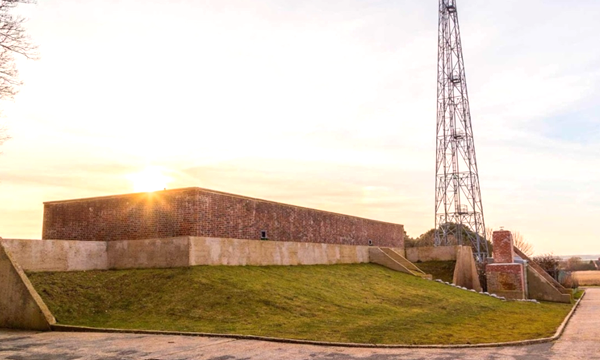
left=369, top=247, right=432, bottom=279
left=0, top=242, right=55, bottom=330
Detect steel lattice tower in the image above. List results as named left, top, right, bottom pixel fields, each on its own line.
left=434, top=0, right=488, bottom=261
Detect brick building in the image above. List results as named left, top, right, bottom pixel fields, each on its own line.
left=42, top=187, right=404, bottom=248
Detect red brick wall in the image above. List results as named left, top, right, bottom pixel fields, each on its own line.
left=486, top=263, right=526, bottom=300
left=42, top=188, right=404, bottom=247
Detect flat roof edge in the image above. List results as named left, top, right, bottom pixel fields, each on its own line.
left=43, top=187, right=202, bottom=204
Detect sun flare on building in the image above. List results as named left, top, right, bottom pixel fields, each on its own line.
left=129, top=166, right=172, bottom=192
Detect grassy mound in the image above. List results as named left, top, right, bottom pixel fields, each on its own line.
left=28, top=264, right=572, bottom=345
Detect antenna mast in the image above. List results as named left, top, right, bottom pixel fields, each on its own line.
left=434, top=0, right=488, bottom=261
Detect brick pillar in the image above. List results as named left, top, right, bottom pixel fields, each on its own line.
left=492, top=230, right=514, bottom=263
left=486, top=230, right=526, bottom=300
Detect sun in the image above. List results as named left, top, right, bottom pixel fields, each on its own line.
left=129, top=166, right=172, bottom=192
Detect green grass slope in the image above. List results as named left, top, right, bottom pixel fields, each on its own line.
left=28, top=264, right=572, bottom=345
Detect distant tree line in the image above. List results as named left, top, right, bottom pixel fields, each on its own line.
left=561, top=256, right=598, bottom=272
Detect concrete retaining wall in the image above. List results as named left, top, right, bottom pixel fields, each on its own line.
left=108, top=237, right=190, bottom=269
left=2, top=237, right=371, bottom=271
left=189, top=237, right=369, bottom=266
left=0, top=239, right=107, bottom=272
left=405, top=246, right=458, bottom=262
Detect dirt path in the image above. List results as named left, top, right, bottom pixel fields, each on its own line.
left=1, top=288, right=599, bottom=360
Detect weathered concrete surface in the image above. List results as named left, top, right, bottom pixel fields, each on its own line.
left=189, top=237, right=370, bottom=267
left=405, top=246, right=458, bottom=263
left=2, top=237, right=371, bottom=272
left=0, top=239, right=107, bottom=272
left=452, top=246, right=482, bottom=292
left=107, top=237, right=190, bottom=269
left=1, top=288, right=599, bottom=359
left=0, top=243, right=55, bottom=330
left=527, top=266, right=571, bottom=303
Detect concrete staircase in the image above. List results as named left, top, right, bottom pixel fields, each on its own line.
left=513, top=246, right=572, bottom=303
left=513, top=247, right=570, bottom=295
left=369, top=247, right=432, bottom=280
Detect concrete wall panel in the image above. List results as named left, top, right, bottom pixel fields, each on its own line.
left=339, top=245, right=355, bottom=264
left=259, top=241, right=279, bottom=265
left=296, top=243, right=312, bottom=265
left=188, top=237, right=368, bottom=267
left=326, top=245, right=339, bottom=264
left=314, top=243, right=327, bottom=265
left=247, top=240, right=263, bottom=266
left=188, top=237, right=212, bottom=266
left=1, top=239, right=107, bottom=272
left=5, top=237, right=372, bottom=272
left=406, top=246, right=458, bottom=263
left=107, top=237, right=190, bottom=269
left=284, top=242, right=299, bottom=266
left=65, top=241, right=108, bottom=271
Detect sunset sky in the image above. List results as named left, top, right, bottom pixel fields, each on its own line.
left=0, top=0, right=599, bottom=256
